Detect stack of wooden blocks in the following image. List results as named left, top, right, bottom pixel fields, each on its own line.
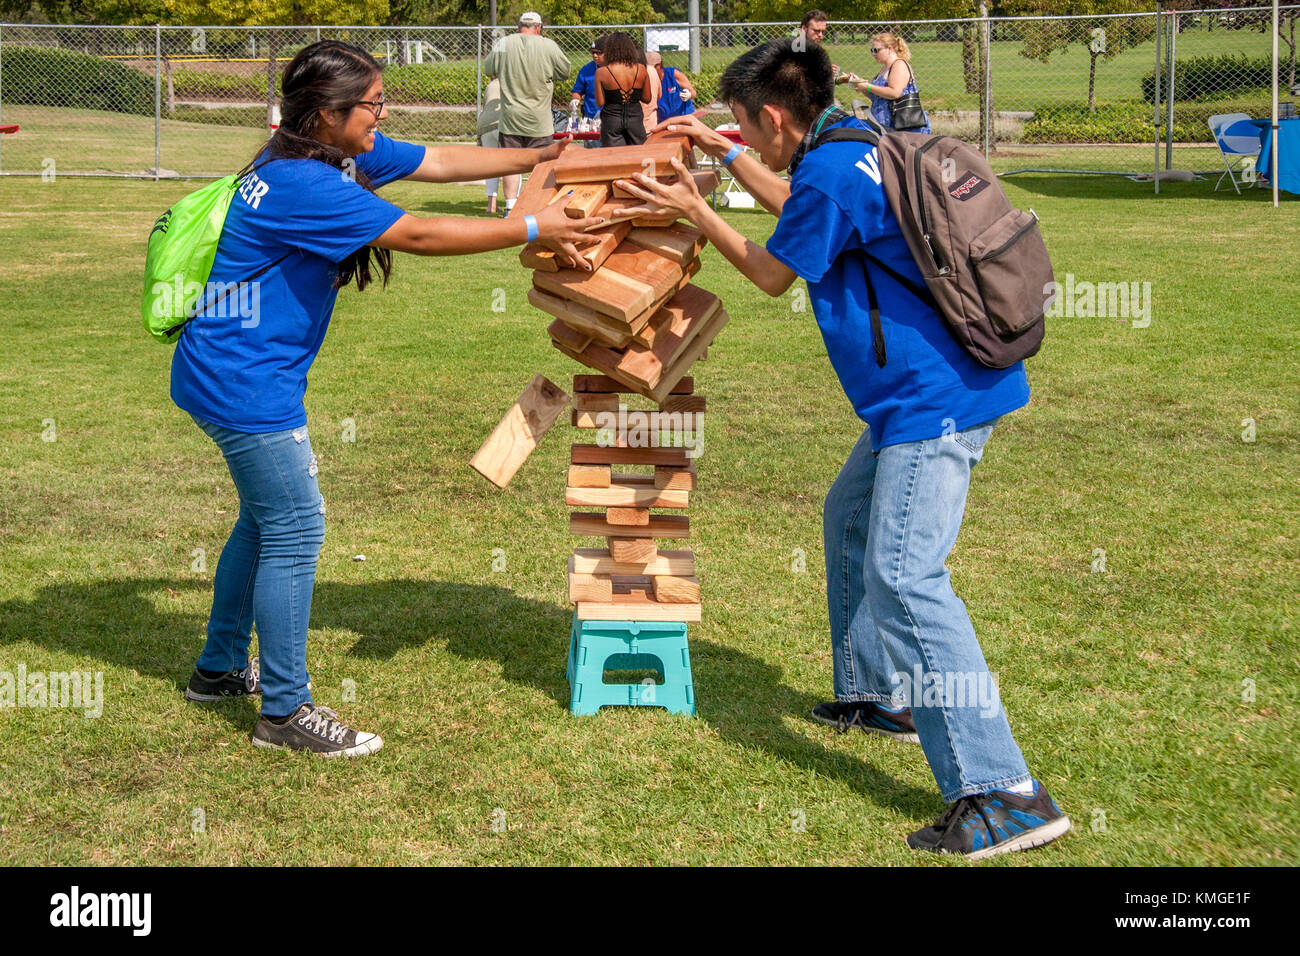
left=508, top=131, right=728, bottom=631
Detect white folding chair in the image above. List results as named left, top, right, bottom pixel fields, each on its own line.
left=1209, top=112, right=1262, bottom=194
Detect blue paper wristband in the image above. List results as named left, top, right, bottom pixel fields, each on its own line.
left=524, top=215, right=539, bottom=242
left=721, top=143, right=743, bottom=166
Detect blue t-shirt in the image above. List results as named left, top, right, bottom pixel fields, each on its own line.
left=170, top=132, right=425, bottom=433
left=766, top=118, right=1028, bottom=451
left=656, top=66, right=690, bottom=123
left=572, top=61, right=599, bottom=118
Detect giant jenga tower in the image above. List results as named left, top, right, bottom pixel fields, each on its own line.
left=508, top=132, right=729, bottom=714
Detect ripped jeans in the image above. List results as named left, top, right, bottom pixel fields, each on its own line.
left=190, top=416, right=324, bottom=717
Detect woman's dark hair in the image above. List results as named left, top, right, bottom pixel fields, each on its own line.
left=601, top=32, right=643, bottom=69
left=242, top=40, right=392, bottom=291
left=718, top=38, right=834, bottom=129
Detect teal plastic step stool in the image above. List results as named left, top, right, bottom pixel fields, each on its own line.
left=566, top=614, right=695, bottom=716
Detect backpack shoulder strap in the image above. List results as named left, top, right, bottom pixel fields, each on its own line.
left=812, top=125, right=881, bottom=151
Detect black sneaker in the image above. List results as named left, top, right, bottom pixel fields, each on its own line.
left=251, top=703, right=383, bottom=758
left=906, top=781, right=1071, bottom=860
left=810, top=700, right=920, bottom=743
left=185, top=657, right=261, bottom=702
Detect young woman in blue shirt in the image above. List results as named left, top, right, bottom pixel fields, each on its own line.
left=172, top=40, right=599, bottom=757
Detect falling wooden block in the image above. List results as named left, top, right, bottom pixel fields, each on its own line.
left=564, top=183, right=608, bottom=218
left=553, top=141, right=688, bottom=184
left=570, top=513, right=690, bottom=538
left=625, top=223, right=706, bottom=266
left=568, top=464, right=612, bottom=488
left=650, top=574, right=701, bottom=604
left=654, top=461, right=697, bottom=490
left=572, top=547, right=694, bottom=576
left=605, top=507, right=650, bottom=526
left=565, top=480, right=689, bottom=509
left=571, top=444, right=692, bottom=467
left=506, top=160, right=558, bottom=220
left=608, top=537, right=657, bottom=564
left=469, top=374, right=570, bottom=489
left=574, top=375, right=693, bottom=394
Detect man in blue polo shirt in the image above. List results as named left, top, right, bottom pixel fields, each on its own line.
left=617, top=38, right=1069, bottom=860
left=571, top=37, right=605, bottom=121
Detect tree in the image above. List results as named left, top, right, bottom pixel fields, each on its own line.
left=543, top=0, right=663, bottom=25
left=1006, top=1, right=1155, bottom=112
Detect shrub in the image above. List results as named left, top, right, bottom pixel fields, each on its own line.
left=1023, top=97, right=1273, bottom=143
left=1141, top=54, right=1273, bottom=103
left=0, top=45, right=154, bottom=115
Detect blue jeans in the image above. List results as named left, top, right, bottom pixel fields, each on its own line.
left=823, top=420, right=1031, bottom=802
left=191, top=416, right=324, bottom=717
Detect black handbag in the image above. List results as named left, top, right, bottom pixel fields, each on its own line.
left=888, top=62, right=927, bottom=131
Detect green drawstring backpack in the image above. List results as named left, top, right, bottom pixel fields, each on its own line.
left=141, top=166, right=287, bottom=343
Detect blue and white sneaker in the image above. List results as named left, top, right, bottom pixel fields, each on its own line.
left=906, top=781, right=1071, bottom=860
left=811, top=700, right=920, bottom=743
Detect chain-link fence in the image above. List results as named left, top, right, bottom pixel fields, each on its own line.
left=1, top=7, right=1294, bottom=180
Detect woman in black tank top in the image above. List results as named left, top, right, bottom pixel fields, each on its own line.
left=594, top=32, right=651, bottom=147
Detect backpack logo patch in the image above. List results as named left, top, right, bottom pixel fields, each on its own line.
left=948, top=173, right=989, bottom=201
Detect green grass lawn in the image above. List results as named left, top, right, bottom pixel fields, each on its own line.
left=0, top=171, right=1296, bottom=866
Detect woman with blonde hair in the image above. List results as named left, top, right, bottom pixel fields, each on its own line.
left=840, top=33, right=930, bottom=133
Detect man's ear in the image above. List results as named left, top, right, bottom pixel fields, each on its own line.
left=760, top=103, right=785, bottom=137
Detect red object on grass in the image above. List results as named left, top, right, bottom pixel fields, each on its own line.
left=0, top=124, right=19, bottom=134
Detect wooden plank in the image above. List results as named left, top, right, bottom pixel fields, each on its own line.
left=625, top=223, right=706, bottom=266
left=649, top=574, right=701, bottom=604
left=571, top=444, right=692, bottom=467
left=572, top=547, right=694, bottom=576
left=568, top=561, right=614, bottom=603
left=606, top=507, right=650, bottom=526
left=573, top=392, right=620, bottom=412
left=505, top=160, right=558, bottom=220
left=553, top=140, right=688, bottom=184
left=570, top=513, right=690, bottom=538
left=611, top=176, right=674, bottom=199
left=548, top=318, right=593, bottom=353
left=574, top=375, right=692, bottom=394
left=654, top=461, right=697, bottom=490
left=568, top=464, right=611, bottom=488
left=468, top=374, right=569, bottom=489
left=659, top=394, right=706, bottom=414
left=533, top=264, right=656, bottom=325
left=585, top=199, right=681, bottom=230
left=612, top=285, right=722, bottom=390
left=577, top=598, right=702, bottom=623
left=600, top=245, right=683, bottom=305
left=648, top=308, right=728, bottom=403
left=529, top=288, right=630, bottom=348
left=565, top=485, right=689, bottom=508
left=691, top=168, right=721, bottom=195
left=608, top=537, right=657, bottom=564
left=519, top=244, right=559, bottom=272
left=631, top=307, right=675, bottom=349
left=571, top=409, right=703, bottom=431
left=645, top=129, right=698, bottom=168
left=564, top=183, right=608, bottom=218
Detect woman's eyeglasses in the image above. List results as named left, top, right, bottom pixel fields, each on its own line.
left=353, top=94, right=386, bottom=117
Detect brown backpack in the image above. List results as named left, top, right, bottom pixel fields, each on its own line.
left=813, top=125, right=1051, bottom=369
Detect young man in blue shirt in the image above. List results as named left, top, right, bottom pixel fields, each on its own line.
left=571, top=37, right=605, bottom=123
left=617, top=38, right=1069, bottom=859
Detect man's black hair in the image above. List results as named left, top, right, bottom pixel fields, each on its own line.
left=801, top=9, right=829, bottom=29
left=717, top=38, right=834, bottom=130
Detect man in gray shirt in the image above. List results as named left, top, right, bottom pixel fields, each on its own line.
left=484, top=11, right=572, bottom=214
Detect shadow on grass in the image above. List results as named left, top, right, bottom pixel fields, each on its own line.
left=404, top=197, right=498, bottom=218
left=0, top=575, right=933, bottom=815
left=999, top=171, right=1298, bottom=203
